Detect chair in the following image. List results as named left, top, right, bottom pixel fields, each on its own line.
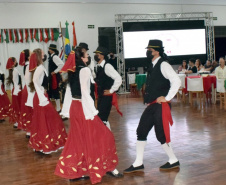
left=187, top=77, right=205, bottom=106
left=128, top=73, right=138, bottom=96
left=177, top=74, right=186, bottom=102
left=216, top=79, right=226, bottom=109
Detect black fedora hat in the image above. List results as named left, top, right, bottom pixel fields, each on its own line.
left=93, top=46, right=108, bottom=56
left=78, top=42, right=89, bottom=50
left=146, top=39, right=164, bottom=49
left=49, top=44, right=59, bottom=53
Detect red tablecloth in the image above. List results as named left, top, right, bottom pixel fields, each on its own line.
left=183, top=75, right=216, bottom=94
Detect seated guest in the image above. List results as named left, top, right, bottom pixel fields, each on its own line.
left=211, top=60, right=219, bottom=73
left=178, top=60, right=187, bottom=73
left=204, top=60, right=212, bottom=71
left=195, top=59, right=204, bottom=71
left=215, top=57, right=226, bottom=79
left=185, top=58, right=197, bottom=74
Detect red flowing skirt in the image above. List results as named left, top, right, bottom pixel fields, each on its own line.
left=9, top=88, right=22, bottom=124
left=0, top=85, right=11, bottom=119
left=28, top=93, right=67, bottom=153
left=18, top=86, right=33, bottom=131
left=55, top=100, right=118, bottom=184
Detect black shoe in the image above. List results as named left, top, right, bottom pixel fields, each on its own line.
left=124, top=164, right=144, bottom=173
left=0, top=119, right=5, bottom=123
left=159, top=161, right=180, bottom=170
left=107, top=171, right=124, bottom=178
left=69, top=176, right=90, bottom=181
left=13, top=125, right=18, bottom=128
left=26, top=135, right=30, bottom=139
left=61, top=117, right=68, bottom=121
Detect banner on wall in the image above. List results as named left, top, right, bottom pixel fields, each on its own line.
left=0, top=28, right=60, bottom=44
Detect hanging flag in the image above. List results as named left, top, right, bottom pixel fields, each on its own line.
left=0, top=29, right=3, bottom=43
left=30, top=29, right=34, bottom=42
left=34, top=28, right=39, bottom=42
left=19, top=29, right=24, bottom=43
left=53, top=28, right=59, bottom=41
left=44, top=28, right=50, bottom=43
left=58, top=25, right=64, bottom=60
left=72, top=21, right=77, bottom=50
left=4, top=29, right=9, bottom=43
left=64, top=21, right=71, bottom=60
left=25, top=29, right=29, bottom=42
left=9, top=29, right=14, bottom=42
left=40, top=28, right=44, bottom=42
left=14, top=29, right=19, bottom=43
left=51, top=28, right=54, bottom=41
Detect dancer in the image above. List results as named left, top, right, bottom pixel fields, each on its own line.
left=78, top=42, right=96, bottom=100
left=94, top=46, right=122, bottom=130
left=124, top=40, right=181, bottom=173
left=47, top=44, right=64, bottom=112
left=55, top=48, right=123, bottom=184
left=6, top=57, right=22, bottom=128
left=0, top=63, right=11, bottom=123
left=18, top=50, right=34, bottom=138
left=28, top=49, right=67, bottom=154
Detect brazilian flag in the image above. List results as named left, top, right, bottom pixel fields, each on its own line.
left=64, top=21, right=71, bottom=60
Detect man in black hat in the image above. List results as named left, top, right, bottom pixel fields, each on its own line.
left=48, top=44, right=64, bottom=112
left=94, top=46, right=122, bottom=130
left=124, top=40, right=181, bottom=173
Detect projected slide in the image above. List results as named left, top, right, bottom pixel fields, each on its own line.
left=123, top=29, right=206, bottom=59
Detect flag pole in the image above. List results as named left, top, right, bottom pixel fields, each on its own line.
left=59, top=21, right=65, bottom=49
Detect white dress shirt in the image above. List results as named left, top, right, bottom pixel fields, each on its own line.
left=51, top=53, right=64, bottom=73
left=215, top=66, right=226, bottom=79
left=23, top=62, right=35, bottom=107
left=152, top=57, right=181, bottom=101
left=98, top=60, right=122, bottom=94
left=0, top=69, right=4, bottom=95
left=12, top=67, right=21, bottom=96
left=33, top=64, right=49, bottom=106
left=88, top=58, right=96, bottom=78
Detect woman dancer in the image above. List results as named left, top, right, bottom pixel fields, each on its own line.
left=55, top=49, right=122, bottom=184
left=0, top=63, right=11, bottom=122
left=28, top=49, right=67, bottom=154
left=18, top=50, right=34, bottom=138
left=6, top=57, right=22, bottom=128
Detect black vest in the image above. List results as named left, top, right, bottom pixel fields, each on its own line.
left=70, top=66, right=84, bottom=99
left=95, top=62, right=114, bottom=97
left=0, top=73, right=4, bottom=88
left=42, top=73, right=48, bottom=90
left=48, top=54, right=58, bottom=74
left=144, top=57, right=170, bottom=104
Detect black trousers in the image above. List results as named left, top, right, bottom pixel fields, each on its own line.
left=97, top=95, right=112, bottom=122
left=48, top=74, right=61, bottom=99
left=136, top=103, right=171, bottom=144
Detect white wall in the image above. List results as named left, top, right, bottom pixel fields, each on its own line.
left=0, top=2, right=225, bottom=74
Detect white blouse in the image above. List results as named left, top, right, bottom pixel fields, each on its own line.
left=0, top=69, right=4, bottom=95
left=61, top=67, right=98, bottom=120
left=80, top=67, right=98, bottom=120
left=24, top=62, right=35, bottom=107
left=33, top=64, right=49, bottom=107
left=12, top=67, right=21, bottom=96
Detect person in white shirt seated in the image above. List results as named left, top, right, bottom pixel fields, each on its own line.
left=215, top=57, right=226, bottom=79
